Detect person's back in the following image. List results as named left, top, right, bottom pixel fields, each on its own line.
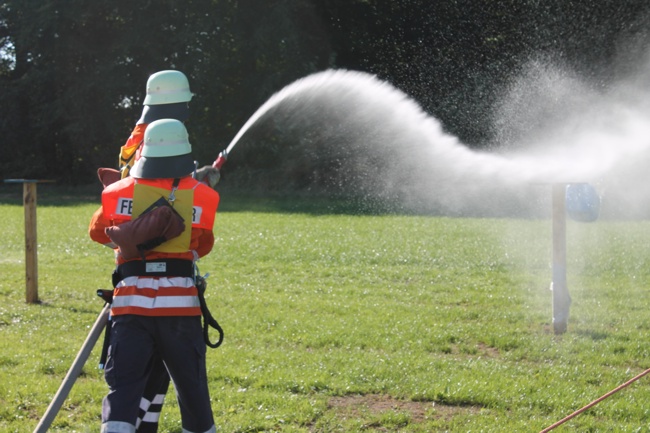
left=100, top=70, right=219, bottom=432
left=90, top=119, right=219, bottom=433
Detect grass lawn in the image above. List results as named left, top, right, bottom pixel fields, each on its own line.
left=1, top=189, right=649, bottom=432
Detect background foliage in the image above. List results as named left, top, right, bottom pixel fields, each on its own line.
left=1, top=0, right=650, bottom=186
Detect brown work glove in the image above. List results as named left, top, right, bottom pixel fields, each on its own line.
left=195, top=165, right=220, bottom=189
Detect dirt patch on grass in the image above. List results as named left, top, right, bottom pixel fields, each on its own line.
left=476, top=342, right=500, bottom=357
left=327, top=393, right=481, bottom=423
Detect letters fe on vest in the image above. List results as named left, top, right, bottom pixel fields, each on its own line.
left=102, top=177, right=219, bottom=253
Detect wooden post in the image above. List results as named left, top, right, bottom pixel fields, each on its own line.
left=4, top=179, right=55, bottom=304
left=24, top=182, right=39, bottom=303
left=551, top=184, right=571, bottom=334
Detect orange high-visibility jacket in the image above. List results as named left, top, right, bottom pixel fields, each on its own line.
left=89, top=176, right=219, bottom=317
left=118, top=123, right=147, bottom=178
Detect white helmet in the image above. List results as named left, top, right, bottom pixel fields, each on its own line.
left=130, top=119, right=195, bottom=179
left=143, top=70, right=193, bottom=105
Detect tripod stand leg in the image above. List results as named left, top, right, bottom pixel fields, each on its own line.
left=33, top=303, right=110, bottom=433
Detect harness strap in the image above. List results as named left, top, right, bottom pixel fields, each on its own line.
left=98, top=259, right=222, bottom=369
left=195, top=274, right=224, bottom=348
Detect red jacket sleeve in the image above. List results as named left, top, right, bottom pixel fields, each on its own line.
left=193, top=228, right=215, bottom=258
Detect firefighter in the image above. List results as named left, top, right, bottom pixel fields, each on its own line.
left=90, top=119, right=219, bottom=433
left=119, top=69, right=219, bottom=187
left=107, top=70, right=220, bottom=433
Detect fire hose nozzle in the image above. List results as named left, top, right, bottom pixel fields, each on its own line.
left=212, top=150, right=228, bottom=169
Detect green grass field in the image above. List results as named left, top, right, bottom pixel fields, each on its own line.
left=1, top=191, right=650, bottom=432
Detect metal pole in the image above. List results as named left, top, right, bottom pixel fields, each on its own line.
left=551, top=184, right=571, bottom=334
left=33, top=304, right=110, bottom=433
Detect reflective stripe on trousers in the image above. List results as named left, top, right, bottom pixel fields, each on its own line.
left=101, top=421, right=135, bottom=433
left=101, top=421, right=217, bottom=433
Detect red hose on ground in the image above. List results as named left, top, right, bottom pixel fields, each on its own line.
left=539, top=366, right=650, bottom=432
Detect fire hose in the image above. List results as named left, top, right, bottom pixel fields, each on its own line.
left=33, top=303, right=110, bottom=433
left=539, top=366, right=650, bottom=432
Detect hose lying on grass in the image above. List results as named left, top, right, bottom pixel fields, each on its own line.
left=539, top=367, right=650, bottom=432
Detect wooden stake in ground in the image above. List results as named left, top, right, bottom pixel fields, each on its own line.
left=3, top=179, right=55, bottom=303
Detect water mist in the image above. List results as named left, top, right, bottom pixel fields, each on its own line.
left=225, top=59, right=650, bottom=217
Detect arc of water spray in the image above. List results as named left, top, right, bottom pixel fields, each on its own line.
left=210, top=79, right=291, bottom=169
left=211, top=71, right=351, bottom=171
left=211, top=67, right=650, bottom=215
left=209, top=68, right=516, bottom=185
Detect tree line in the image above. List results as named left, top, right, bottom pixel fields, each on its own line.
left=1, top=0, right=649, bottom=188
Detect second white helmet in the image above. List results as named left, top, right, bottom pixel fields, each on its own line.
left=130, top=119, right=195, bottom=179
left=143, top=70, right=193, bottom=105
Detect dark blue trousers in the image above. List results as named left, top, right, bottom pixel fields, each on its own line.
left=101, top=315, right=215, bottom=433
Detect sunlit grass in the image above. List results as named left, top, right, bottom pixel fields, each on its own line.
left=1, top=196, right=650, bottom=432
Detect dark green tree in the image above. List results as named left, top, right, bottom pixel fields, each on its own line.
left=1, top=0, right=649, bottom=187
left=0, top=0, right=332, bottom=183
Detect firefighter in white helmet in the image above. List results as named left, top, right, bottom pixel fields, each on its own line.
left=90, top=119, right=219, bottom=433
left=96, top=71, right=219, bottom=433
left=118, top=70, right=220, bottom=188
left=94, top=71, right=220, bottom=432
